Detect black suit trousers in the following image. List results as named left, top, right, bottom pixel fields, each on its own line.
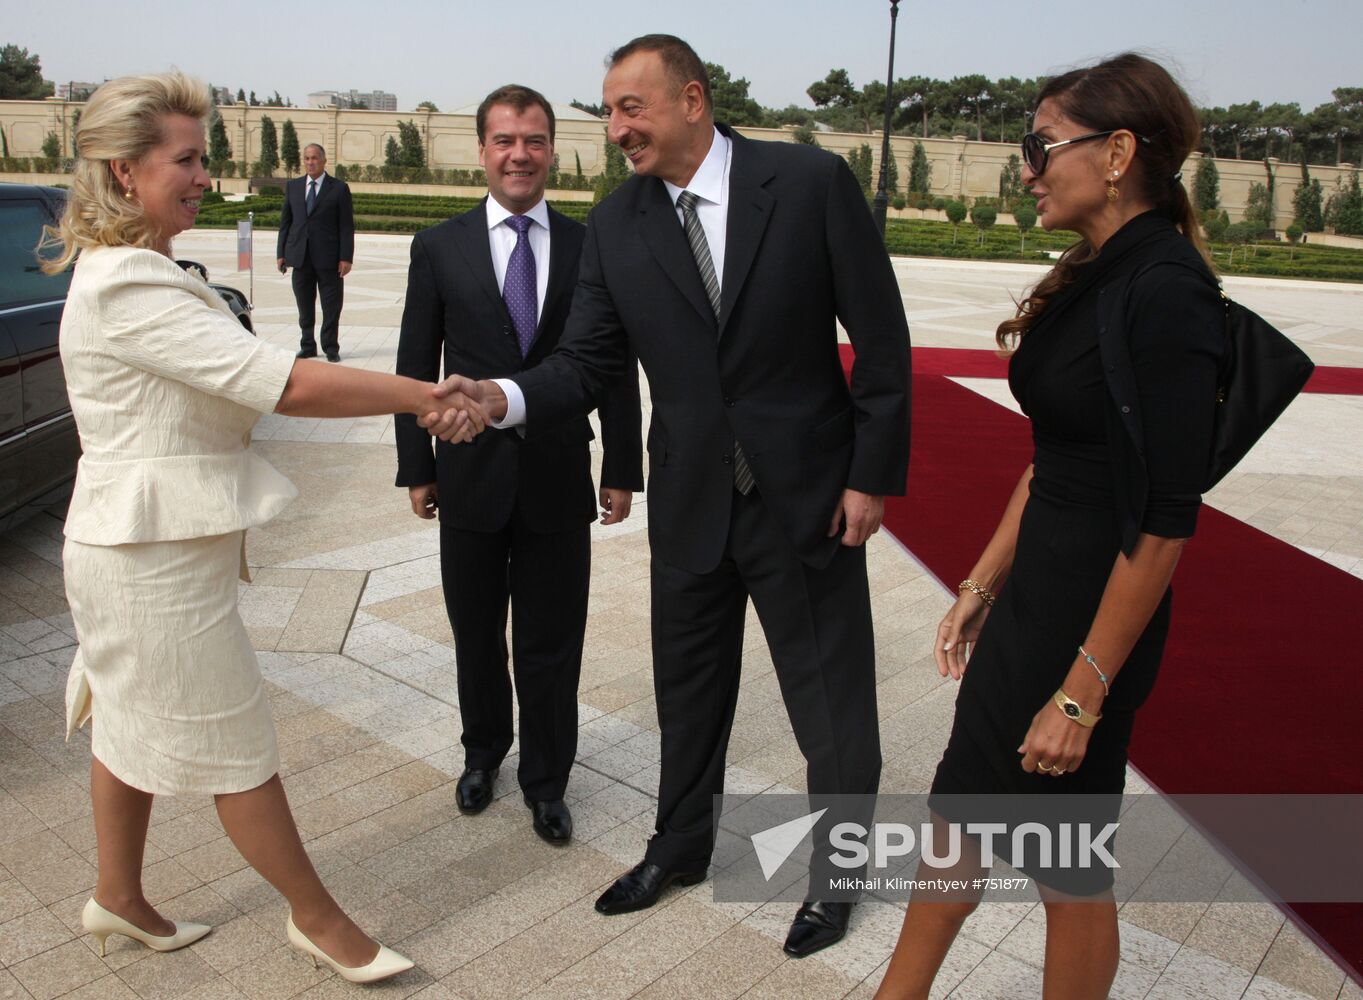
left=292, top=258, right=344, bottom=354
left=440, top=512, right=590, bottom=802
left=644, top=488, right=881, bottom=872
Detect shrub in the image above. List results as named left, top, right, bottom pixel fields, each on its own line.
left=932, top=197, right=946, bottom=210
left=970, top=204, right=997, bottom=245
left=891, top=195, right=906, bottom=211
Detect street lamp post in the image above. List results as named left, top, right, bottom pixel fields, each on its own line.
left=872, top=0, right=901, bottom=238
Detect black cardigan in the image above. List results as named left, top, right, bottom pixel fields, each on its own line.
left=1024, top=212, right=1225, bottom=555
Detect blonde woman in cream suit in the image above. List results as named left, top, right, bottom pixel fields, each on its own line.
left=44, top=71, right=484, bottom=985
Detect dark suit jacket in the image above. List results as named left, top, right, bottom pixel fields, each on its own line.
left=394, top=201, right=643, bottom=533
left=276, top=173, right=355, bottom=268
left=518, top=126, right=910, bottom=573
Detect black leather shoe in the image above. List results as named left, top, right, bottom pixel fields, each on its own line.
left=296, top=348, right=317, bottom=358
left=325, top=351, right=340, bottom=363
left=455, top=767, right=497, bottom=814
left=526, top=797, right=572, bottom=845
left=783, top=900, right=852, bottom=958
left=594, top=859, right=707, bottom=915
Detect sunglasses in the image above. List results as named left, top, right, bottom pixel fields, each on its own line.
left=1021, top=129, right=1152, bottom=175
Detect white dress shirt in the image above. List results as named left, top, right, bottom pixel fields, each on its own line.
left=484, top=195, right=551, bottom=323
left=492, top=128, right=731, bottom=428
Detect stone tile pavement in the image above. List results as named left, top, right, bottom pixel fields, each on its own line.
left=1, top=231, right=1359, bottom=999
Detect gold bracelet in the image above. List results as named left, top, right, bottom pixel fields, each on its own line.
left=957, top=578, right=997, bottom=606
left=1053, top=688, right=1102, bottom=728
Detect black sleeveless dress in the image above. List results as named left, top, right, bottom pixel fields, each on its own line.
left=928, top=213, right=1224, bottom=892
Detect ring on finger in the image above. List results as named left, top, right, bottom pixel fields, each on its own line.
left=1037, top=762, right=1053, bottom=772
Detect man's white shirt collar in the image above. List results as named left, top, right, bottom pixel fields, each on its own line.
left=664, top=127, right=730, bottom=208
left=485, top=196, right=550, bottom=233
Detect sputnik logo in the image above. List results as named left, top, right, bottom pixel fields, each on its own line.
left=750, top=808, right=827, bottom=881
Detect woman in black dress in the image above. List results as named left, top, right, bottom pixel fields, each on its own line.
left=876, top=54, right=1224, bottom=999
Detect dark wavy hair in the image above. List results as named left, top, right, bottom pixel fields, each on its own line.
left=997, top=53, right=1212, bottom=349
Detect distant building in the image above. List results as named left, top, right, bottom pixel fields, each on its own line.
left=55, top=82, right=100, bottom=101
left=209, top=86, right=235, bottom=106
left=307, top=89, right=397, bottom=112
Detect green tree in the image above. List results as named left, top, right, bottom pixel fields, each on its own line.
left=945, top=199, right=967, bottom=244
left=236, top=88, right=246, bottom=105
left=265, top=90, right=286, bottom=107
left=574, top=150, right=583, bottom=176
left=1224, top=221, right=1256, bottom=263
left=908, top=141, right=931, bottom=195
left=1014, top=203, right=1037, bottom=252
left=397, top=120, right=425, bottom=168
left=881, top=144, right=899, bottom=196
left=792, top=125, right=819, bottom=146
left=846, top=144, right=873, bottom=197
left=208, top=109, right=232, bottom=174
left=705, top=62, right=765, bottom=126
left=1, top=126, right=8, bottom=158
left=970, top=203, right=997, bottom=245
left=416, top=100, right=439, bottom=112
left=570, top=98, right=604, bottom=118
left=1293, top=172, right=1323, bottom=232
left=280, top=119, right=300, bottom=174
left=1333, top=172, right=1363, bottom=236
left=593, top=141, right=630, bottom=204
left=950, top=74, right=993, bottom=141
left=1204, top=211, right=1229, bottom=242
left=256, top=115, right=279, bottom=175
left=249, top=90, right=260, bottom=107
left=807, top=68, right=857, bottom=111
left=384, top=135, right=401, bottom=167
left=0, top=45, right=54, bottom=100
left=1285, top=222, right=1303, bottom=259
left=1244, top=182, right=1273, bottom=232
left=41, top=131, right=59, bottom=158
left=1192, top=155, right=1220, bottom=211
left=998, top=154, right=1024, bottom=209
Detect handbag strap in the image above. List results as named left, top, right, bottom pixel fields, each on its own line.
left=1122, top=257, right=1233, bottom=403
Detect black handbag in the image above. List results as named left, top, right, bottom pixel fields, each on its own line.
left=1132, top=260, right=1315, bottom=491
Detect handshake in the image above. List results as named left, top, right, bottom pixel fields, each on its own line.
left=414, top=374, right=509, bottom=443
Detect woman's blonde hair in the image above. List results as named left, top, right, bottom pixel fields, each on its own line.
left=41, top=70, right=211, bottom=273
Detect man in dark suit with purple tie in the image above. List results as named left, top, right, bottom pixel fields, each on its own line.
left=394, top=85, right=642, bottom=845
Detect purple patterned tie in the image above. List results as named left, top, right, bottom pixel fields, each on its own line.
left=503, top=214, right=537, bottom=357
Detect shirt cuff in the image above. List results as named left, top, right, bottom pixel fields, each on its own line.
left=489, top=378, right=527, bottom=428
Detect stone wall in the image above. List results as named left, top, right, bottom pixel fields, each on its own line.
left=3, top=98, right=1356, bottom=227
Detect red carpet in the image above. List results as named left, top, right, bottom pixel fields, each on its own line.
left=912, top=346, right=1363, bottom=395
left=854, top=347, right=1363, bottom=983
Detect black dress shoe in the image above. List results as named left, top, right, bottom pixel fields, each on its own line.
left=455, top=767, right=497, bottom=814
left=325, top=351, right=340, bottom=363
left=783, top=900, right=852, bottom=958
left=296, top=348, right=317, bottom=358
left=526, top=797, right=572, bottom=845
left=594, top=859, right=707, bottom=915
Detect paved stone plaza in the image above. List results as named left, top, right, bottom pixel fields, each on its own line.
left=1, top=229, right=1360, bottom=999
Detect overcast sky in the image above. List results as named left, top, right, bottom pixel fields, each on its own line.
left=9, top=0, right=1359, bottom=115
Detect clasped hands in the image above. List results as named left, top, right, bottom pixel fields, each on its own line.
left=415, top=374, right=506, bottom=444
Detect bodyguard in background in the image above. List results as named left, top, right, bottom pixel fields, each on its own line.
left=395, top=85, right=642, bottom=844
left=276, top=143, right=354, bottom=362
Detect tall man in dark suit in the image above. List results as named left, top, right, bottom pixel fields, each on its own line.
left=394, top=85, right=643, bottom=844
left=435, top=36, right=909, bottom=955
left=277, top=143, right=355, bottom=362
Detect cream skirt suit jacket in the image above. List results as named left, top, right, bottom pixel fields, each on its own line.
left=61, top=246, right=299, bottom=795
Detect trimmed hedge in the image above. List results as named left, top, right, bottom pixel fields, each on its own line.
left=188, top=193, right=1363, bottom=281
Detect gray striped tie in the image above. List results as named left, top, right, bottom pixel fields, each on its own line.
left=678, top=190, right=755, bottom=495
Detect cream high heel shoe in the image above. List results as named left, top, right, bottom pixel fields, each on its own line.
left=81, top=898, right=211, bottom=957
left=285, top=913, right=414, bottom=984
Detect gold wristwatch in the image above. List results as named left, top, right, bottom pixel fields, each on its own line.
left=1053, top=688, right=1101, bottom=728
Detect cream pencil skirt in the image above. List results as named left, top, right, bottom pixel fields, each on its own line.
left=64, top=531, right=279, bottom=796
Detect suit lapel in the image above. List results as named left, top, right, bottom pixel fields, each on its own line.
left=451, top=200, right=508, bottom=319
left=540, top=210, right=574, bottom=336
left=637, top=179, right=715, bottom=327
left=717, top=129, right=774, bottom=339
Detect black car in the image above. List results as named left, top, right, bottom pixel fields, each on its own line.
left=0, top=182, right=253, bottom=531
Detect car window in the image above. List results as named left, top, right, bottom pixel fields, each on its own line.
left=0, top=200, right=71, bottom=309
